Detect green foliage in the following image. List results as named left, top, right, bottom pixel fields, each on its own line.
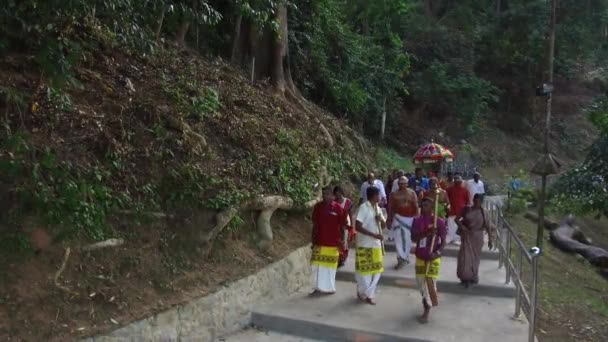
left=0, top=134, right=120, bottom=240
left=507, top=197, right=528, bottom=215
left=160, top=163, right=209, bottom=209
left=226, top=214, right=245, bottom=233
left=502, top=170, right=535, bottom=214
left=588, top=95, right=608, bottom=134
left=168, top=0, right=222, bottom=26
left=552, top=136, right=608, bottom=218
left=0, top=231, right=32, bottom=257
left=268, top=128, right=318, bottom=204
left=409, top=61, right=498, bottom=133
left=375, top=147, right=413, bottom=173
left=0, top=0, right=164, bottom=85
left=190, top=87, right=221, bottom=119
left=290, top=0, right=410, bottom=135
left=552, top=96, right=608, bottom=218
left=205, top=186, right=252, bottom=210
left=45, top=87, right=73, bottom=112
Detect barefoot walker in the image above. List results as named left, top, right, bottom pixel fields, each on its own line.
left=387, top=176, right=419, bottom=269
left=456, top=193, right=495, bottom=287
left=355, top=186, right=386, bottom=305
left=411, top=196, right=446, bottom=323
left=310, top=187, right=348, bottom=295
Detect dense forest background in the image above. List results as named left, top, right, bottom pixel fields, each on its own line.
left=1, top=1, right=608, bottom=341
left=3, top=0, right=608, bottom=136
left=1, top=0, right=608, bottom=239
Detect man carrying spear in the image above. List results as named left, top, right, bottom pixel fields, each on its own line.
left=411, top=197, right=447, bottom=323
left=354, top=186, right=386, bottom=305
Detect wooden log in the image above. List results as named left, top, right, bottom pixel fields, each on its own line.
left=549, top=216, right=608, bottom=268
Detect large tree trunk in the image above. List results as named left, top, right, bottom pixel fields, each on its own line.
left=230, top=15, right=243, bottom=64
left=231, top=4, right=298, bottom=100
left=424, top=0, right=434, bottom=17
left=176, top=18, right=191, bottom=48
left=270, top=4, right=289, bottom=96
left=176, top=0, right=197, bottom=48
left=155, top=5, right=166, bottom=41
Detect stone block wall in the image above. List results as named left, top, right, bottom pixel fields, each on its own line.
left=84, top=245, right=311, bottom=342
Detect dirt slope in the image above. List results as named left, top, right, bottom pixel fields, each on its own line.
left=0, top=45, right=371, bottom=341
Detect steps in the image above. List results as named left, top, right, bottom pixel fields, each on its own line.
left=251, top=281, right=528, bottom=342
left=336, top=250, right=514, bottom=298
left=383, top=240, right=499, bottom=260
left=245, top=242, right=528, bottom=342
left=224, top=194, right=532, bottom=341
left=221, top=329, right=320, bottom=342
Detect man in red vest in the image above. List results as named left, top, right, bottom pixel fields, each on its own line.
left=445, top=176, right=470, bottom=244
left=310, top=187, right=348, bottom=295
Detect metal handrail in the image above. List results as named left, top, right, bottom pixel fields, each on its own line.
left=484, top=200, right=541, bottom=342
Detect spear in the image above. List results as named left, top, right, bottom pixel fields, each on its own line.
left=425, top=188, right=440, bottom=306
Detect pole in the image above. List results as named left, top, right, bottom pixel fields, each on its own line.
left=514, top=250, right=523, bottom=318
left=536, top=0, right=557, bottom=249
left=251, top=57, right=256, bottom=84
left=425, top=190, right=440, bottom=306
left=529, top=247, right=541, bottom=342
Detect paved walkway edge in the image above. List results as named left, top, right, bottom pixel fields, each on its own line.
left=335, top=272, right=515, bottom=298
left=82, top=245, right=312, bottom=342
left=383, top=243, right=499, bottom=260
left=251, top=312, right=431, bottom=342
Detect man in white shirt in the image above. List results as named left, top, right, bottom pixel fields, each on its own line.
left=391, top=170, right=406, bottom=193
left=466, top=172, right=485, bottom=205
left=355, top=186, right=386, bottom=305
left=359, top=172, right=387, bottom=206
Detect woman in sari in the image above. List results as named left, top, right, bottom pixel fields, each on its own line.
left=455, top=194, right=494, bottom=287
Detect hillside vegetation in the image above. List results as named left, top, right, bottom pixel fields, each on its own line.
left=1, top=0, right=607, bottom=341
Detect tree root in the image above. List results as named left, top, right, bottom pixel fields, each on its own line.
left=250, top=196, right=295, bottom=248
left=200, top=207, right=239, bottom=253
left=54, top=247, right=78, bottom=296
left=318, top=122, right=334, bottom=148
left=116, top=210, right=174, bottom=219
left=82, top=239, right=125, bottom=252
left=200, top=166, right=333, bottom=252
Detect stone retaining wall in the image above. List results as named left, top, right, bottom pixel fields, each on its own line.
left=85, top=245, right=312, bottom=342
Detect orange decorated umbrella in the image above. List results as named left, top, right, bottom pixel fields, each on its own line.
left=413, top=141, right=454, bottom=164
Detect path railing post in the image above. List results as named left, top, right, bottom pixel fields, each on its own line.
left=514, top=250, right=523, bottom=318
left=505, top=234, right=512, bottom=284
left=529, top=247, right=541, bottom=342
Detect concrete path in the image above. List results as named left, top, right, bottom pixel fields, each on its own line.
left=225, top=195, right=530, bottom=341
left=337, top=250, right=514, bottom=298
left=252, top=281, right=527, bottom=342
left=221, top=328, right=320, bottom=342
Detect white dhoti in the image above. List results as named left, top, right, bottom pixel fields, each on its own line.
left=311, top=246, right=339, bottom=293
left=416, top=277, right=437, bottom=304
left=355, top=273, right=381, bottom=299
left=392, top=215, right=413, bottom=262
left=311, top=265, right=337, bottom=293
left=447, top=216, right=460, bottom=244
left=354, top=247, right=383, bottom=299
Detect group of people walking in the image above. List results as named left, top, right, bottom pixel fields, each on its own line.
left=310, top=168, right=495, bottom=323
